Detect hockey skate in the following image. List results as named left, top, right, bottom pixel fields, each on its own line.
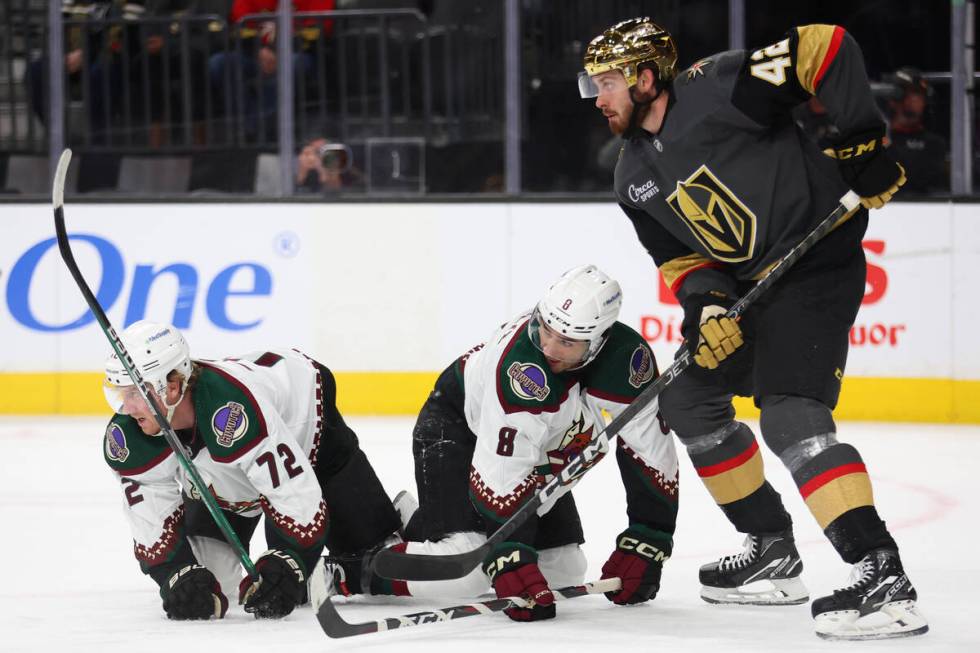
left=310, top=558, right=344, bottom=610
left=812, top=548, right=928, bottom=640
left=393, top=490, right=419, bottom=534
left=699, top=529, right=808, bottom=605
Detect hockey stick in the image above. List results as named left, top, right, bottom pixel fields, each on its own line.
left=371, top=190, right=861, bottom=582
left=310, top=561, right=621, bottom=638
left=52, top=149, right=259, bottom=580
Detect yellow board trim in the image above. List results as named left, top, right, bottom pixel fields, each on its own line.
left=2, top=373, right=980, bottom=423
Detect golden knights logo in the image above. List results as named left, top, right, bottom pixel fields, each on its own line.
left=544, top=412, right=606, bottom=478
left=666, top=165, right=757, bottom=262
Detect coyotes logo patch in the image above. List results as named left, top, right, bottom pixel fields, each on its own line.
left=629, top=346, right=655, bottom=388
left=666, top=164, right=757, bottom=262
left=105, top=423, right=130, bottom=462
left=212, top=401, right=249, bottom=447
left=508, top=362, right=550, bottom=401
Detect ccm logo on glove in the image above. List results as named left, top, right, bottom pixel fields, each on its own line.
left=618, top=535, right=669, bottom=561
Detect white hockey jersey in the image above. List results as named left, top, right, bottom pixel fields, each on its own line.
left=460, top=313, right=679, bottom=535
left=103, top=349, right=328, bottom=579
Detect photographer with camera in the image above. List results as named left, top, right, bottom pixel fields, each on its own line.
left=881, top=67, right=948, bottom=194
left=296, top=136, right=359, bottom=194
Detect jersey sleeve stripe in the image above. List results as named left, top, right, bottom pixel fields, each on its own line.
left=586, top=386, right=638, bottom=405
left=795, top=24, right=845, bottom=94
left=660, top=254, right=722, bottom=294
left=114, top=447, right=173, bottom=475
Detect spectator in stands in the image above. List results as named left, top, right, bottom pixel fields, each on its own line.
left=208, top=0, right=334, bottom=141
left=130, top=1, right=233, bottom=146
left=295, top=136, right=360, bottom=193
left=26, top=1, right=123, bottom=144
left=883, top=67, right=948, bottom=194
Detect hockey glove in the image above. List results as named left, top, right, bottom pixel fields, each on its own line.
left=600, top=525, right=672, bottom=605
left=238, top=549, right=307, bottom=619
left=160, top=564, right=228, bottom=620
left=483, top=543, right=555, bottom=622
left=832, top=128, right=906, bottom=209
left=681, top=290, right=743, bottom=370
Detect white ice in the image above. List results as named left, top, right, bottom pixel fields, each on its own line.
left=1, top=416, right=976, bottom=652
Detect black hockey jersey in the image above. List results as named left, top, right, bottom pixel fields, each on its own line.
left=615, top=25, right=877, bottom=301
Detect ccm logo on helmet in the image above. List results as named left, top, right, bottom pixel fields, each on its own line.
left=6, top=234, right=272, bottom=332
left=618, top=536, right=669, bottom=561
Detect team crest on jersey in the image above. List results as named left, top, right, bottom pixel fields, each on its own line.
left=666, top=164, right=757, bottom=262
left=212, top=401, right=249, bottom=447
left=685, top=58, right=713, bottom=82
left=629, top=346, right=655, bottom=388
left=105, top=423, right=130, bottom=462
left=507, top=362, right=550, bottom=401
left=545, top=412, right=604, bottom=478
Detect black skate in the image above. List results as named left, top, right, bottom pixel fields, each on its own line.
left=812, top=548, right=928, bottom=640
left=700, top=529, right=808, bottom=605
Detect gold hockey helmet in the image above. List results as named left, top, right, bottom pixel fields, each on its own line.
left=579, top=17, right=677, bottom=98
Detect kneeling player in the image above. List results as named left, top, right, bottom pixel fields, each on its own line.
left=324, top=265, right=679, bottom=622
left=102, top=321, right=400, bottom=620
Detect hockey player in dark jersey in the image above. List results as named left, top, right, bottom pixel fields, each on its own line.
left=101, top=320, right=400, bottom=621
left=321, top=265, right=678, bottom=622
left=579, top=18, right=924, bottom=640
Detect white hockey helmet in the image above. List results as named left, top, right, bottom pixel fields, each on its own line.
left=528, top=264, right=623, bottom=368
left=103, top=320, right=192, bottom=416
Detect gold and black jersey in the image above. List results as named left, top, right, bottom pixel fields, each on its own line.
left=615, top=25, right=876, bottom=301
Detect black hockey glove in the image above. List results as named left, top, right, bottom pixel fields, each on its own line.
left=483, top=543, right=555, bottom=622
left=833, top=127, right=906, bottom=209
left=238, top=549, right=307, bottom=619
left=160, top=564, right=228, bottom=620
left=681, top=290, right=743, bottom=370
left=600, top=525, right=672, bottom=605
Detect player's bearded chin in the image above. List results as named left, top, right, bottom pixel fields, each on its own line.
left=620, top=86, right=657, bottom=136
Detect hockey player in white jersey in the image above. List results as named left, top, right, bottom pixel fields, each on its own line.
left=324, top=265, right=678, bottom=622
left=101, top=321, right=400, bottom=620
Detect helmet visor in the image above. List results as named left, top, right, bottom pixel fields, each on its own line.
left=103, top=379, right=158, bottom=415
left=528, top=309, right=591, bottom=365
left=578, top=70, right=630, bottom=99
left=578, top=71, right=600, bottom=98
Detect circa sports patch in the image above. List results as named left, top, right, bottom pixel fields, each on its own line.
left=105, top=422, right=130, bottom=462
left=507, top=362, right=550, bottom=401
left=629, top=346, right=656, bottom=388
left=212, top=401, right=249, bottom=447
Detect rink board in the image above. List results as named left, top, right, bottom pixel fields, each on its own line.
left=0, top=200, right=977, bottom=422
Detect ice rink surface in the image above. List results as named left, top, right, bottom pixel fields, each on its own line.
left=1, top=415, right=976, bottom=652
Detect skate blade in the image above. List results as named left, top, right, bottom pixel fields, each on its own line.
left=814, top=600, right=929, bottom=640
left=701, top=577, right=809, bottom=606
left=701, top=577, right=810, bottom=605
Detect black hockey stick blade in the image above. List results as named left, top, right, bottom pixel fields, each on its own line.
left=310, top=559, right=621, bottom=638
left=51, top=149, right=259, bottom=580
left=370, top=190, right=860, bottom=583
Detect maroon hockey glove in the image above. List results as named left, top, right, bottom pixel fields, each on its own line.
left=601, top=525, right=672, bottom=605
left=483, top=543, right=555, bottom=622
left=160, top=564, right=228, bottom=620
left=238, top=549, right=307, bottom=619
left=832, top=127, right=906, bottom=209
